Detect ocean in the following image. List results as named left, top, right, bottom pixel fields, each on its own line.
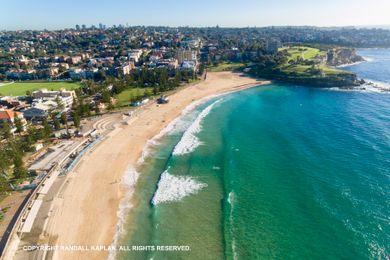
left=116, top=49, right=390, bottom=260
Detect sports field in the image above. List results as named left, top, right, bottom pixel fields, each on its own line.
left=0, top=82, right=80, bottom=96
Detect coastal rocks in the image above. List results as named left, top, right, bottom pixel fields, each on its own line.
left=287, top=74, right=364, bottom=88
left=326, top=48, right=365, bottom=66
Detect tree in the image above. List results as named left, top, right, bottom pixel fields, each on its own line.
left=51, top=113, right=61, bottom=130
left=94, top=103, right=100, bottom=115
left=13, top=154, right=27, bottom=180
left=60, top=112, right=68, bottom=126
left=0, top=121, right=12, bottom=140
left=102, top=91, right=111, bottom=104
left=55, top=96, right=65, bottom=112
left=72, top=112, right=80, bottom=128
left=22, top=133, right=34, bottom=152
left=13, top=117, right=24, bottom=133
left=42, top=119, right=52, bottom=139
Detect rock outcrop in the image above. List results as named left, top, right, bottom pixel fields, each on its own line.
left=326, top=48, right=365, bottom=66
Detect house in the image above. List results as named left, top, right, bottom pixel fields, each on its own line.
left=69, top=68, right=98, bottom=80
left=0, top=96, right=28, bottom=110
left=6, top=69, right=37, bottom=80
left=68, top=56, right=82, bottom=65
left=0, top=109, right=27, bottom=131
left=0, top=109, right=25, bottom=123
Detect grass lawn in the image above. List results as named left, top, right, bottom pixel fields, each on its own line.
left=277, top=46, right=351, bottom=77
left=208, top=62, right=245, bottom=72
left=318, top=65, right=351, bottom=75
left=0, top=81, right=80, bottom=96
left=280, top=46, right=326, bottom=62
left=114, top=88, right=153, bottom=106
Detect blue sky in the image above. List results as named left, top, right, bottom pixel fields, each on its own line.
left=1, top=0, right=390, bottom=30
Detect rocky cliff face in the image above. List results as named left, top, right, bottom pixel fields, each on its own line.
left=326, top=48, right=365, bottom=66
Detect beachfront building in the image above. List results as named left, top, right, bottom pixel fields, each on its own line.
left=32, top=89, right=76, bottom=110
left=175, top=50, right=197, bottom=64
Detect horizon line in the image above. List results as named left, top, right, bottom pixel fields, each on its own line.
left=2, top=23, right=390, bottom=32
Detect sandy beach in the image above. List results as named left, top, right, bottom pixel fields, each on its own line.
left=40, top=72, right=268, bottom=260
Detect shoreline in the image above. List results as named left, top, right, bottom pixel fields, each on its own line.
left=22, top=72, right=269, bottom=260
left=109, top=79, right=265, bottom=259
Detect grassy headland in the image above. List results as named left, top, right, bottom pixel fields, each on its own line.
left=251, top=46, right=363, bottom=87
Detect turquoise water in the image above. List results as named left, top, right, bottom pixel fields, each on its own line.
left=118, top=50, right=390, bottom=260
left=343, top=48, right=390, bottom=85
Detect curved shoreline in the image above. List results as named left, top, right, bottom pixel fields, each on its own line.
left=14, top=72, right=269, bottom=260
left=110, top=75, right=270, bottom=260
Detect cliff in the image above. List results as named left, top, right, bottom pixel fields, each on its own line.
left=326, top=48, right=365, bottom=66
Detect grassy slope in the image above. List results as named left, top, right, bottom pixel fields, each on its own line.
left=280, top=46, right=325, bottom=62
left=0, top=82, right=80, bottom=96
left=208, top=62, right=245, bottom=72
left=278, top=46, right=350, bottom=77
left=114, top=88, right=152, bottom=106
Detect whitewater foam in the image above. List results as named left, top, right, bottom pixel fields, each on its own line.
left=172, top=99, right=222, bottom=156
left=151, top=170, right=207, bottom=205
left=136, top=96, right=224, bottom=164
left=227, top=191, right=235, bottom=205
left=108, top=166, right=139, bottom=260
left=227, top=191, right=238, bottom=260
left=327, top=80, right=390, bottom=93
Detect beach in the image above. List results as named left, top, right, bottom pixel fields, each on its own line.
left=39, top=71, right=267, bottom=260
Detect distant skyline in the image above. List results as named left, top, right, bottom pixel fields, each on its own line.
left=2, top=0, right=390, bottom=30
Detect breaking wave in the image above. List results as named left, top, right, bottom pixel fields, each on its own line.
left=151, top=170, right=207, bottom=205
left=172, top=99, right=222, bottom=156
left=108, top=166, right=139, bottom=260
left=137, top=96, right=223, bottom=164
left=327, top=81, right=390, bottom=93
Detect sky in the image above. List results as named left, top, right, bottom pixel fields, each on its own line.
left=1, top=0, right=390, bottom=30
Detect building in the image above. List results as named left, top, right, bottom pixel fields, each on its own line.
left=156, top=58, right=179, bottom=69
left=22, top=107, right=48, bottom=121
left=98, top=23, right=106, bottom=30
left=265, top=39, right=281, bottom=54
left=32, top=89, right=76, bottom=110
left=180, top=60, right=197, bottom=71
left=68, top=56, right=82, bottom=65
left=69, top=68, right=98, bottom=80
left=128, top=49, right=143, bottom=63
left=0, top=109, right=25, bottom=124
left=175, top=50, right=197, bottom=64
left=0, top=109, right=27, bottom=131
left=116, top=61, right=135, bottom=75
left=6, top=69, right=37, bottom=80
left=181, top=38, right=202, bottom=49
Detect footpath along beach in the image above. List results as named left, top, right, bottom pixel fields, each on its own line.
left=12, top=71, right=268, bottom=260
